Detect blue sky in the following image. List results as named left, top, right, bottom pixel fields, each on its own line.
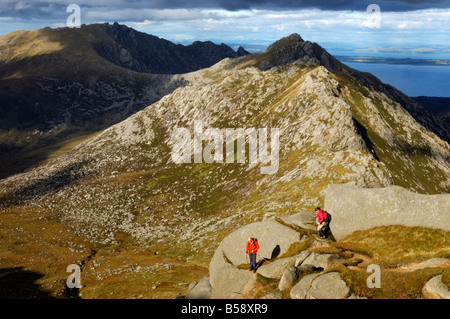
left=1, top=1, right=450, bottom=57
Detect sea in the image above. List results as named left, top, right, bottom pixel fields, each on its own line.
left=341, top=62, right=450, bottom=98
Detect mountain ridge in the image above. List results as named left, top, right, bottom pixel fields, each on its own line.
left=250, top=33, right=450, bottom=144
left=91, top=22, right=249, bottom=74
left=0, top=23, right=249, bottom=179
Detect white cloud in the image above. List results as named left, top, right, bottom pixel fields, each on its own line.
left=1, top=5, right=449, bottom=53
left=130, top=19, right=156, bottom=27
left=14, top=1, right=32, bottom=10
left=85, top=8, right=206, bottom=22
left=275, top=24, right=285, bottom=31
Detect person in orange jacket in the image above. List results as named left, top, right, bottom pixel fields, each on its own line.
left=246, top=237, right=259, bottom=272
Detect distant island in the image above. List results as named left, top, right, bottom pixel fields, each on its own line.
left=335, top=56, right=450, bottom=66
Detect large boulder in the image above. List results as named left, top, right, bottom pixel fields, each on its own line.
left=279, top=266, right=299, bottom=291
left=291, top=272, right=350, bottom=299
left=185, top=277, right=212, bottom=299
left=422, top=275, right=450, bottom=299
left=257, top=256, right=297, bottom=279
left=301, top=252, right=341, bottom=269
left=209, top=220, right=302, bottom=298
left=307, top=272, right=350, bottom=299
left=210, top=265, right=258, bottom=299
left=290, top=273, right=317, bottom=299
left=324, top=184, right=450, bottom=241
left=215, top=220, right=302, bottom=266
left=280, top=211, right=317, bottom=230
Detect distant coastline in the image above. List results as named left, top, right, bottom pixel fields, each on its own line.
left=335, top=56, right=450, bottom=66
left=341, top=61, right=450, bottom=97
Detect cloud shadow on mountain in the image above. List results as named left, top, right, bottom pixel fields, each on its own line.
left=0, top=267, right=55, bottom=299
left=0, top=158, right=92, bottom=208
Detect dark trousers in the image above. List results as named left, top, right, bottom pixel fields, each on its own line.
left=249, top=253, right=257, bottom=269
left=318, top=221, right=329, bottom=237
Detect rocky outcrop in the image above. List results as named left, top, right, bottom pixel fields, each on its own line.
left=210, top=220, right=301, bottom=270
left=290, top=272, right=350, bottom=299
left=192, top=216, right=352, bottom=299
left=185, top=277, right=212, bottom=299
left=325, top=184, right=450, bottom=241
left=280, top=211, right=317, bottom=230
left=257, top=256, right=298, bottom=280
left=257, top=33, right=342, bottom=73
left=422, top=275, right=450, bottom=299
left=208, top=220, right=302, bottom=298
left=301, top=253, right=342, bottom=269
left=187, top=196, right=449, bottom=299
left=279, top=266, right=299, bottom=291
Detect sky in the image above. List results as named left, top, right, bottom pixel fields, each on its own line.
left=0, top=0, right=450, bottom=57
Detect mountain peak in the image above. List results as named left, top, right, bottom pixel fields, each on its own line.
left=265, top=33, right=304, bottom=53
left=76, top=23, right=243, bottom=74
left=236, top=46, right=251, bottom=56
left=257, top=33, right=340, bottom=71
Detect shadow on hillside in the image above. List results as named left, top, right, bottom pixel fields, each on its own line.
left=401, top=142, right=450, bottom=161
left=0, top=125, right=101, bottom=180
left=0, top=267, right=55, bottom=299
left=383, top=133, right=450, bottom=192
left=352, top=117, right=379, bottom=161
left=0, top=26, right=187, bottom=181
left=0, top=158, right=92, bottom=208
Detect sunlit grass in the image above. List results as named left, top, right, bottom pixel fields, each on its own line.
left=334, top=225, right=450, bottom=267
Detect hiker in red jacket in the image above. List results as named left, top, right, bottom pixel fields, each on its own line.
left=315, top=207, right=329, bottom=239
left=246, top=237, right=259, bottom=272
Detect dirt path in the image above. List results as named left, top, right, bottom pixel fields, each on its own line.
left=347, top=255, right=450, bottom=273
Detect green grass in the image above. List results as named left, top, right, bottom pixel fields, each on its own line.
left=314, top=225, right=450, bottom=299
left=334, top=225, right=450, bottom=267
left=340, top=267, right=448, bottom=299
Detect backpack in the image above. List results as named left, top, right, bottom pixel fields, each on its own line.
left=324, top=211, right=332, bottom=223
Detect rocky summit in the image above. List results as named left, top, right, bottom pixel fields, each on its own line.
left=0, top=30, right=449, bottom=299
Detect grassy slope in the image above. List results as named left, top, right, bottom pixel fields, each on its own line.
left=0, top=26, right=130, bottom=79
left=0, top=207, right=208, bottom=299
left=335, top=71, right=450, bottom=194
left=333, top=226, right=450, bottom=299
